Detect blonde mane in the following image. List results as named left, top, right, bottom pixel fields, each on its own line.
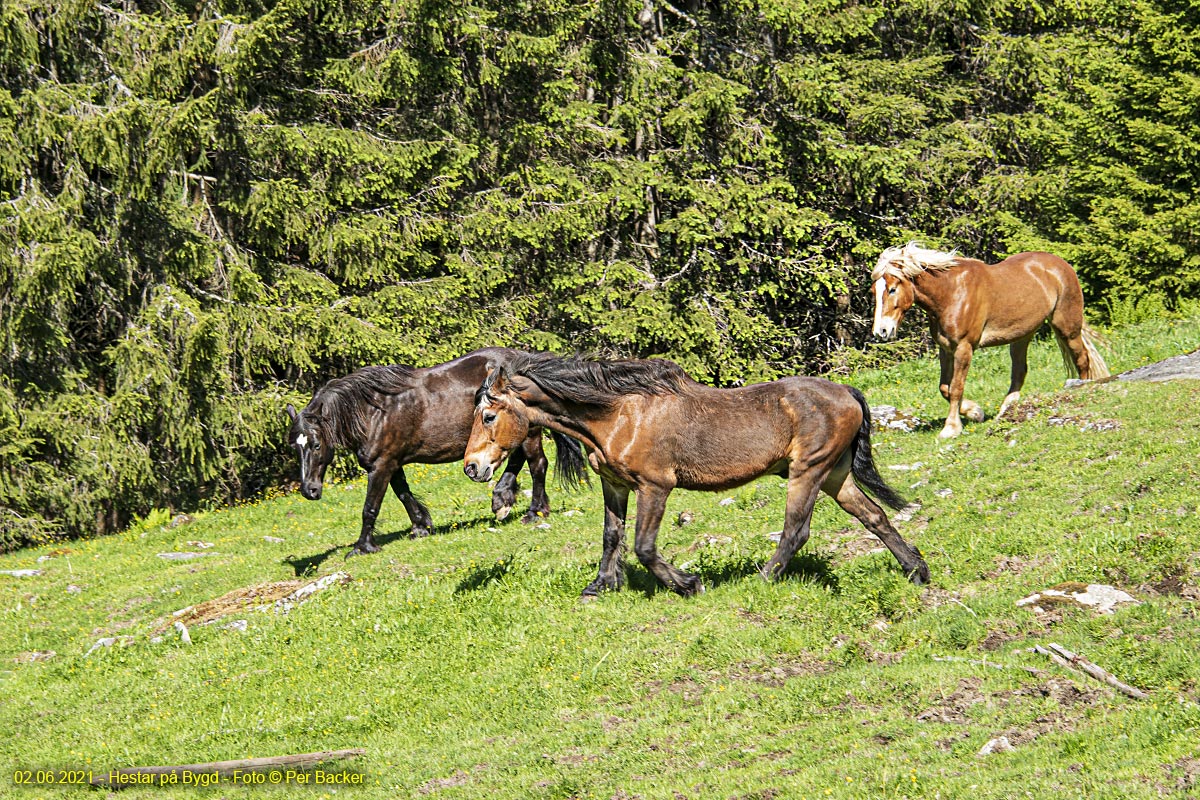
left=871, top=241, right=962, bottom=281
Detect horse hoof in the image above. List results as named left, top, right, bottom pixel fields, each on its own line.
left=937, top=426, right=961, bottom=439
left=494, top=505, right=513, bottom=522
left=344, top=544, right=379, bottom=560
left=411, top=526, right=432, bottom=538
left=579, top=593, right=599, bottom=604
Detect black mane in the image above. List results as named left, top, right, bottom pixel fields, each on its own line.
left=490, top=352, right=692, bottom=407
left=304, top=364, right=416, bottom=446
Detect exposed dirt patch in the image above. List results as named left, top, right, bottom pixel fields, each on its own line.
left=736, top=608, right=772, bottom=627
left=856, top=640, right=905, bottom=665
left=727, top=653, right=835, bottom=686
left=546, top=749, right=599, bottom=766
left=418, top=770, right=469, bottom=794
left=1004, top=679, right=1106, bottom=708
left=919, top=586, right=980, bottom=612
left=977, top=623, right=1023, bottom=652
left=915, top=677, right=986, bottom=724
left=986, top=553, right=1051, bottom=579
left=1161, top=756, right=1200, bottom=793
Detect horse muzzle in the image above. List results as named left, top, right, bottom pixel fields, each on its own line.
left=463, top=459, right=494, bottom=483
left=873, top=319, right=899, bottom=340
left=300, top=482, right=323, bottom=501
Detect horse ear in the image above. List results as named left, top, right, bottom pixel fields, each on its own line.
left=285, top=404, right=298, bottom=422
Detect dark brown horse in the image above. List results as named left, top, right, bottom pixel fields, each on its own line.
left=871, top=242, right=1110, bottom=438
left=463, top=352, right=928, bottom=597
left=286, top=348, right=586, bottom=556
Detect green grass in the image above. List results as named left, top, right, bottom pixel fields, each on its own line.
left=2, top=315, right=1200, bottom=799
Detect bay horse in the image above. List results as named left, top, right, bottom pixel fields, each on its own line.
left=285, top=348, right=587, bottom=557
left=871, top=242, right=1110, bottom=438
left=463, top=352, right=929, bottom=597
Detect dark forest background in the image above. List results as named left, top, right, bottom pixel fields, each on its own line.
left=2, top=0, right=1198, bottom=547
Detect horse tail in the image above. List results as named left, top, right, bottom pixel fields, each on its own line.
left=550, top=430, right=590, bottom=489
left=1080, top=322, right=1110, bottom=379
left=847, top=387, right=908, bottom=511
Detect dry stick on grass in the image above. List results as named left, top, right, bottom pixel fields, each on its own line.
left=1030, top=643, right=1149, bottom=700
left=91, top=749, right=366, bottom=788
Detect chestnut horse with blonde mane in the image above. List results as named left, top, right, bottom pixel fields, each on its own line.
left=871, top=243, right=1109, bottom=438
left=463, top=352, right=929, bottom=598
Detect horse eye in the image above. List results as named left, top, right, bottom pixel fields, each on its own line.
left=888, top=288, right=897, bottom=295
left=483, top=412, right=497, bottom=425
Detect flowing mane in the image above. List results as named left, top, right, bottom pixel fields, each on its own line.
left=871, top=241, right=962, bottom=281
left=487, top=352, right=692, bottom=408
left=305, top=364, right=416, bottom=447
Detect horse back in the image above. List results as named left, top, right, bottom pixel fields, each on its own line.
left=935, top=253, right=1082, bottom=346
left=361, top=348, right=524, bottom=463
left=615, top=378, right=862, bottom=492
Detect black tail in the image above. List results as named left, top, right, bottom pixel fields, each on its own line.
left=847, top=386, right=908, bottom=511
left=550, top=430, right=590, bottom=490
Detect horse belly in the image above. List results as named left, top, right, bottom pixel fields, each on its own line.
left=671, top=447, right=789, bottom=492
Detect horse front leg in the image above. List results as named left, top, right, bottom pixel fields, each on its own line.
left=349, top=465, right=393, bottom=556
left=519, top=430, right=551, bottom=524
left=998, top=336, right=1032, bottom=419
left=633, top=484, right=703, bottom=596
left=582, top=479, right=629, bottom=598
left=390, top=466, right=432, bottom=538
left=939, top=342, right=976, bottom=438
left=491, top=446, right=526, bottom=522
left=760, top=472, right=822, bottom=580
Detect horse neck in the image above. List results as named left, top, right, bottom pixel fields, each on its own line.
left=518, top=394, right=606, bottom=454
left=908, top=267, right=960, bottom=316
left=313, top=395, right=373, bottom=450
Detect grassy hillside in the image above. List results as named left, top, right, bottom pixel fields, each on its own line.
left=2, top=316, right=1200, bottom=799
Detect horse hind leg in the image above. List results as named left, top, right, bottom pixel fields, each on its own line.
left=997, top=336, right=1033, bottom=419
left=824, top=457, right=929, bottom=585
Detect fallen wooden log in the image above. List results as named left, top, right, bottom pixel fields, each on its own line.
left=1030, top=643, right=1148, bottom=700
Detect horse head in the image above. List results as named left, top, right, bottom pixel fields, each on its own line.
left=871, top=270, right=914, bottom=340
left=871, top=242, right=961, bottom=339
left=870, top=245, right=922, bottom=340
left=464, top=367, right=532, bottom=483
left=286, top=402, right=334, bottom=501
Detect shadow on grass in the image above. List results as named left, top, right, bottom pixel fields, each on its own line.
left=283, top=514, right=500, bottom=577
left=590, top=550, right=841, bottom=599
left=448, top=548, right=842, bottom=598
left=454, top=556, right=519, bottom=593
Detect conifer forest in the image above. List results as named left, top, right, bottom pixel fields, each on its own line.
left=2, top=0, right=1198, bottom=547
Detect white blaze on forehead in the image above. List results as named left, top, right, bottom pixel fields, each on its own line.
left=296, top=434, right=309, bottom=448
left=873, top=277, right=887, bottom=330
